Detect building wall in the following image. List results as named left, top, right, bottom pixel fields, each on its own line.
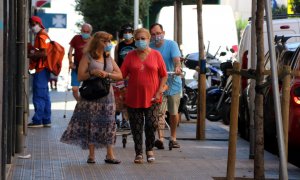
left=221, top=0, right=287, bottom=21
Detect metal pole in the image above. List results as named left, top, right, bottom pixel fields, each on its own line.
left=264, top=0, right=288, bottom=179
left=15, top=0, right=25, bottom=153
left=249, top=0, right=257, bottom=160
left=173, top=1, right=177, bottom=41
left=134, top=0, right=139, bottom=29
left=281, top=65, right=291, bottom=159
left=0, top=0, right=4, bottom=178
left=176, top=0, right=182, bottom=54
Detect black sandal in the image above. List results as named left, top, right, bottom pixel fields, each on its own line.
left=87, top=157, right=95, bottom=164
left=104, top=158, right=121, bottom=164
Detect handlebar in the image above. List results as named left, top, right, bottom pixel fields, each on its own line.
left=167, top=71, right=185, bottom=76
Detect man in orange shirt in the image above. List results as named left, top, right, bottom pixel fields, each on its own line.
left=27, top=16, right=51, bottom=128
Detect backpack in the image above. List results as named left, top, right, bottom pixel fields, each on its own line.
left=38, top=31, right=65, bottom=76
left=45, top=40, right=65, bottom=76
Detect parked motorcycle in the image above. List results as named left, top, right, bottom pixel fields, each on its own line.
left=183, top=45, right=226, bottom=119
left=206, top=47, right=236, bottom=123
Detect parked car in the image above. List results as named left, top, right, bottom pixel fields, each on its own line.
left=238, top=35, right=300, bottom=161
left=238, top=18, right=300, bottom=91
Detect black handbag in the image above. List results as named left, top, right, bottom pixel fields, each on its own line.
left=79, top=56, right=110, bottom=101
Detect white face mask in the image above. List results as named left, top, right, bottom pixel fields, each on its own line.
left=32, top=24, right=42, bottom=34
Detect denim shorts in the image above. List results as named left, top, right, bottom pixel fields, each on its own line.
left=71, top=70, right=80, bottom=86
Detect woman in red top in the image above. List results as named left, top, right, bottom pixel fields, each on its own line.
left=121, top=28, right=167, bottom=164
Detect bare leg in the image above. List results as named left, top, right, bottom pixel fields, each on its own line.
left=170, top=114, right=179, bottom=141
left=106, top=145, right=116, bottom=159
left=72, top=86, right=80, bottom=101
left=88, top=144, right=95, bottom=159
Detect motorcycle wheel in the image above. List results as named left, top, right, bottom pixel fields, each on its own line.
left=221, top=102, right=231, bottom=125
left=206, top=94, right=222, bottom=121
left=186, top=88, right=198, bottom=116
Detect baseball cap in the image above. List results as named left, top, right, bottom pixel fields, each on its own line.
left=121, top=24, right=133, bottom=33
left=30, top=16, right=45, bottom=29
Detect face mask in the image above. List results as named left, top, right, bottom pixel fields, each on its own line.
left=123, top=33, right=133, bottom=40
left=135, top=40, right=148, bottom=50
left=104, top=43, right=113, bottom=52
left=81, top=33, right=90, bottom=39
left=32, top=24, right=42, bottom=34
left=151, top=35, right=164, bottom=44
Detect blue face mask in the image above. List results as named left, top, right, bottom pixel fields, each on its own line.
left=123, top=33, right=133, bottom=40
left=104, top=43, right=113, bottom=52
left=81, top=33, right=90, bottom=39
left=135, top=40, right=148, bottom=50
left=151, top=35, right=164, bottom=44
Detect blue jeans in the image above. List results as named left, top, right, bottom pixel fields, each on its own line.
left=32, top=69, right=51, bottom=124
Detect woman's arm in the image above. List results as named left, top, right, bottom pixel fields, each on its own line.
left=154, top=75, right=168, bottom=101
left=107, top=58, right=123, bottom=81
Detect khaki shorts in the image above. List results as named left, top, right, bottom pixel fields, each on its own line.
left=158, top=93, right=181, bottom=129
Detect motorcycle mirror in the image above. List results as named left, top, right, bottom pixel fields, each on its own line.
left=220, top=52, right=227, bottom=56
left=230, top=48, right=235, bottom=53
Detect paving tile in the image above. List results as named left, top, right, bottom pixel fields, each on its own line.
left=7, top=91, right=300, bottom=180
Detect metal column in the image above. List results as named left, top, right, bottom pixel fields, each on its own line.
left=0, top=0, right=4, bottom=178
left=264, top=0, right=288, bottom=179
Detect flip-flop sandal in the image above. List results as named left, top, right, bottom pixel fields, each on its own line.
left=87, top=157, right=95, bottom=164
left=104, top=158, right=121, bottom=164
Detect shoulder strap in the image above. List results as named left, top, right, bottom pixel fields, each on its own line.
left=38, top=30, right=51, bottom=41
left=88, top=53, right=107, bottom=71
left=104, top=56, right=107, bottom=70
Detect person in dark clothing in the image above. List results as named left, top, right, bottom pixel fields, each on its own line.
left=114, top=24, right=136, bottom=67
left=113, top=24, right=136, bottom=129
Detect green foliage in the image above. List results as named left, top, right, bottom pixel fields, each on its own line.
left=75, top=0, right=152, bottom=39
left=236, top=18, right=248, bottom=43
left=291, top=0, right=300, bottom=13
left=272, top=4, right=287, bottom=16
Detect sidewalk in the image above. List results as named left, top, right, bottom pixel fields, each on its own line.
left=6, top=90, right=300, bottom=180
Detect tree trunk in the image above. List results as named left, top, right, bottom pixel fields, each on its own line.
left=196, top=0, right=205, bottom=140
left=254, top=1, right=265, bottom=179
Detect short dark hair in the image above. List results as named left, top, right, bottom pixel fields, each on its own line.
left=150, top=23, right=164, bottom=31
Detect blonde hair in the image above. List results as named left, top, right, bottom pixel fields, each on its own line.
left=83, top=31, right=113, bottom=59
left=134, top=28, right=151, bottom=39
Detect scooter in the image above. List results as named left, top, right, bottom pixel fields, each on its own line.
left=206, top=47, right=236, bottom=122
left=183, top=50, right=226, bottom=119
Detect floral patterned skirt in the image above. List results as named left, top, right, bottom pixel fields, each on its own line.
left=60, top=87, right=116, bottom=149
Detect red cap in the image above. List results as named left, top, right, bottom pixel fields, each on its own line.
left=30, top=16, right=45, bottom=29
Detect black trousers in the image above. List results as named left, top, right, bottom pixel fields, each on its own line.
left=127, top=104, right=159, bottom=156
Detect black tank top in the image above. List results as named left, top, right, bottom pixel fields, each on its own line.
left=117, top=40, right=136, bottom=67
